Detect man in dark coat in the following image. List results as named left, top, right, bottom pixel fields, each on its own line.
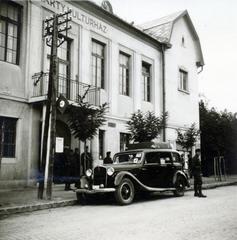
left=73, top=148, right=81, bottom=187
left=191, top=149, right=207, bottom=198
left=81, top=146, right=93, bottom=174
left=64, top=148, right=73, bottom=191
left=104, top=151, right=113, bottom=164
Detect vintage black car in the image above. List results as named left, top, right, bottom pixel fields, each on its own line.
left=75, top=146, right=190, bottom=205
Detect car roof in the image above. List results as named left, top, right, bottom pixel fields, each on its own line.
left=115, top=149, right=180, bottom=154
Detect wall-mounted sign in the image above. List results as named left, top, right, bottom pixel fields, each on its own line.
left=56, top=94, right=69, bottom=114
left=40, top=0, right=108, bottom=33
left=108, top=122, right=116, bottom=128
left=56, top=137, right=64, bottom=153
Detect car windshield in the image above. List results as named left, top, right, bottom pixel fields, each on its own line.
left=113, top=152, right=143, bottom=164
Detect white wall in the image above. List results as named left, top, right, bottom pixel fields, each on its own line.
left=36, top=1, right=163, bottom=158
left=165, top=17, right=200, bottom=143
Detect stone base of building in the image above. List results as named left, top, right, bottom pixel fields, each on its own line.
left=0, top=179, right=37, bottom=189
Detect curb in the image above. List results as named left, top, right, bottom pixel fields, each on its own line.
left=187, top=180, right=237, bottom=191
left=0, top=181, right=236, bottom=217
left=0, top=199, right=77, bottom=218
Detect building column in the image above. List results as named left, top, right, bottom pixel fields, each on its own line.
left=109, top=41, right=119, bottom=115
left=133, top=53, right=141, bottom=111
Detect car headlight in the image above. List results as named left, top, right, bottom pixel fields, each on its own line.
left=85, top=169, right=92, bottom=177
left=107, top=167, right=114, bottom=176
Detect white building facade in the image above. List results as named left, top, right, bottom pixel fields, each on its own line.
left=0, top=0, right=204, bottom=187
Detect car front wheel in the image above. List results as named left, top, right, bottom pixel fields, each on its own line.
left=115, top=178, right=135, bottom=205
left=174, top=176, right=185, bottom=197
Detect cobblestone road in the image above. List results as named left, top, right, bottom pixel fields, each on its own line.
left=0, top=186, right=237, bottom=240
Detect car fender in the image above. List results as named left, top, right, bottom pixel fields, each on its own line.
left=173, top=171, right=189, bottom=187
left=114, top=171, right=143, bottom=188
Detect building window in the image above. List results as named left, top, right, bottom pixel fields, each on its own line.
left=181, top=36, right=185, bottom=47
left=46, top=38, right=71, bottom=98
left=120, top=133, right=130, bottom=151
left=0, top=117, right=17, bottom=158
left=92, top=40, right=105, bottom=88
left=99, top=130, right=105, bottom=159
left=0, top=1, right=21, bottom=64
left=179, top=69, right=188, bottom=92
left=58, top=39, right=71, bottom=98
left=142, top=62, right=151, bottom=102
left=119, top=52, right=130, bottom=96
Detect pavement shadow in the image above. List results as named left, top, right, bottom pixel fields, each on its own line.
left=75, top=191, right=177, bottom=206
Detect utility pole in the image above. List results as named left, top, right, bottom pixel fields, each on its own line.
left=38, top=10, right=72, bottom=200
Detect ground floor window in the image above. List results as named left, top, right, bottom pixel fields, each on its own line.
left=0, top=117, right=17, bottom=158
left=120, top=133, right=130, bottom=151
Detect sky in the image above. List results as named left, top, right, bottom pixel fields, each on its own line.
left=107, top=0, right=237, bottom=113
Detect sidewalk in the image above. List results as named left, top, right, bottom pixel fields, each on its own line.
left=0, top=184, right=77, bottom=217
left=0, top=176, right=237, bottom=217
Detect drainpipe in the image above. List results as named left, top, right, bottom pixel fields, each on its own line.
left=161, top=44, right=166, bottom=142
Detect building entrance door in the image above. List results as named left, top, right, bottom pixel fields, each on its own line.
left=54, top=120, right=71, bottom=183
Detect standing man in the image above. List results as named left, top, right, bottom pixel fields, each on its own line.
left=104, top=151, right=113, bottom=164
left=64, top=148, right=73, bottom=191
left=191, top=149, right=207, bottom=198
left=73, top=148, right=81, bottom=187
left=81, top=146, right=93, bottom=174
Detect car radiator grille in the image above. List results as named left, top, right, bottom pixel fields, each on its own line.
left=93, top=166, right=107, bottom=186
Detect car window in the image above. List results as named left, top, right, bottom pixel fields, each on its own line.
left=172, top=152, right=181, bottom=163
left=114, top=152, right=143, bottom=164
left=145, top=152, right=160, bottom=164
left=159, top=152, right=172, bottom=163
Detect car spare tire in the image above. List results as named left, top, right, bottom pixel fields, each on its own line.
left=115, top=178, right=135, bottom=205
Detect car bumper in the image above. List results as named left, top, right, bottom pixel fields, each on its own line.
left=75, top=187, right=116, bottom=194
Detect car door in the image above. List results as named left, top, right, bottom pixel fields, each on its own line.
left=138, top=151, right=161, bottom=187
left=171, top=152, right=183, bottom=184
left=158, top=152, right=174, bottom=188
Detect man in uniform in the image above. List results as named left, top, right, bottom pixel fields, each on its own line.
left=191, top=149, right=207, bottom=198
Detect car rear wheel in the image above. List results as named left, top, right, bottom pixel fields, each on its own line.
left=173, top=176, right=185, bottom=197
left=115, top=178, right=135, bottom=205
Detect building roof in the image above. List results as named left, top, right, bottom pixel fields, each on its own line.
left=72, top=0, right=165, bottom=50
left=139, top=10, right=204, bottom=66
left=74, top=2, right=204, bottom=66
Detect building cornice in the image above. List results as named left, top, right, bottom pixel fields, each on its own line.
left=0, top=94, right=28, bottom=104
left=69, top=0, right=168, bottom=51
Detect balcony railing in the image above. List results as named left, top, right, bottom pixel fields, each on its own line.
left=32, top=72, right=100, bottom=106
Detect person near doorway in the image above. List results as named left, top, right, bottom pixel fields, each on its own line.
left=104, top=151, right=113, bottom=164
left=64, top=148, right=73, bottom=191
left=81, top=146, right=93, bottom=174
left=191, top=149, right=207, bottom=198
left=73, top=148, right=81, bottom=187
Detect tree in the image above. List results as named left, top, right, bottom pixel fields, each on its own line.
left=199, top=100, right=237, bottom=175
left=176, top=123, right=200, bottom=152
left=67, top=91, right=108, bottom=169
left=127, top=110, right=167, bottom=143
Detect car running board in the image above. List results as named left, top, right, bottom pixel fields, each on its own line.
left=144, top=187, right=176, bottom=192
